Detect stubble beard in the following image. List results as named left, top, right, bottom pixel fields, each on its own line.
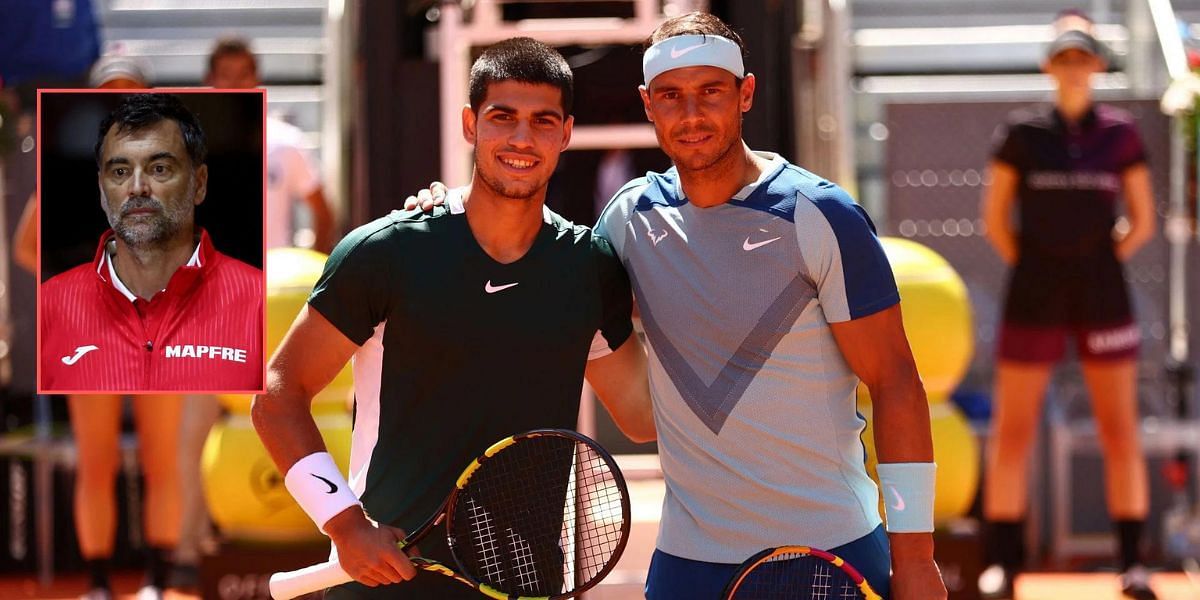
left=677, top=131, right=741, bottom=174
left=103, top=188, right=193, bottom=250
left=667, top=113, right=744, bottom=174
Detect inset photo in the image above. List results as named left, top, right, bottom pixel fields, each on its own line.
left=37, top=90, right=266, bottom=394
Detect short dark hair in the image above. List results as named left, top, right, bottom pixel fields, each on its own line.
left=468, top=37, right=573, bottom=114
left=646, top=12, right=747, bottom=61
left=95, top=94, right=208, bottom=168
left=208, top=36, right=257, bottom=76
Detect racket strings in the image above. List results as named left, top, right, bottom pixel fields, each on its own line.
left=508, top=526, right=540, bottom=590
left=465, top=497, right=505, bottom=584
left=840, top=580, right=859, bottom=598
left=570, top=444, right=626, bottom=575
left=451, top=435, right=627, bottom=596
left=730, top=554, right=865, bottom=600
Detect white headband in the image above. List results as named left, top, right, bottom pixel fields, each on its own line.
left=642, top=34, right=745, bottom=86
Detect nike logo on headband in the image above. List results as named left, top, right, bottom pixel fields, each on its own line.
left=670, top=41, right=708, bottom=59
left=644, top=34, right=745, bottom=84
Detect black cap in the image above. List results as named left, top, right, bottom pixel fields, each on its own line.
left=1046, top=29, right=1104, bottom=59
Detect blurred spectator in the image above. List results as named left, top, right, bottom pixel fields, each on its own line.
left=0, top=0, right=100, bottom=87
left=977, top=20, right=1157, bottom=600
left=2, top=0, right=103, bottom=402
left=14, top=58, right=186, bottom=600
left=71, top=395, right=183, bottom=600
left=1053, top=8, right=1096, bottom=35
left=12, top=52, right=152, bottom=274
left=205, top=36, right=334, bottom=252
left=88, top=53, right=152, bottom=90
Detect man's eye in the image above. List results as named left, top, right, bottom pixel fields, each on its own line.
left=113, top=168, right=128, bottom=177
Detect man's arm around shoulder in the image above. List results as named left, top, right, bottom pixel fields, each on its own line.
left=585, top=334, right=655, bottom=443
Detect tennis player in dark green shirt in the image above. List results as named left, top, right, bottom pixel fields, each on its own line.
left=252, top=37, right=654, bottom=599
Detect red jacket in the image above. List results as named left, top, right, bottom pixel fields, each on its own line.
left=39, top=229, right=263, bottom=393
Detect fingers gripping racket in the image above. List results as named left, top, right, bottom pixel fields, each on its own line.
left=723, top=546, right=882, bottom=600
left=269, top=429, right=632, bottom=599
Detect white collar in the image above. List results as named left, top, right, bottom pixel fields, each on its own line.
left=448, top=187, right=554, bottom=223
left=103, top=241, right=202, bottom=303
left=731, top=151, right=787, bottom=201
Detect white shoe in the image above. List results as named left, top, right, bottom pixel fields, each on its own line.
left=978, top=564, right=1014, bottom=600
left=1119, top=565, right=1158, bottom=600
left=135, top=585, right=163, bottom=600
left=79, top=589, right=112, bottom=600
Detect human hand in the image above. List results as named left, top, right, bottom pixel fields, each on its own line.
left=324, top=506, right=416, bottom=587
left=889, top=533, right=947, bottom=600
left=1162, top=71, right=1200, bottom=116
left=891, top=559, right=947, bottom=600
left=402, top=181, right=449, bottom=212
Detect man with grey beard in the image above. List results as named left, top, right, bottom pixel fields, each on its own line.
left=40, top=93, right=263, bottom=392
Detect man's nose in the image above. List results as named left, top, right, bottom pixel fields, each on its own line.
left=129, top=169, right=152, bottom=197
left=508, top=120, right=535, bottom=148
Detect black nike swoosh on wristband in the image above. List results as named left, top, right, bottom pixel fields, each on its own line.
left=310, top=473, right=338, bottom=494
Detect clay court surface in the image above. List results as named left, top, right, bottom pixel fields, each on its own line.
left=2, top=479, right=1197, bottom=599
left=0, top=571, right=1198, bottom=599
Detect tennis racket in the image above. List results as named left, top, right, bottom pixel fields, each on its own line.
left=722, top=546, right=882, bottom=600
left=269, top=429, right=631, bottom=599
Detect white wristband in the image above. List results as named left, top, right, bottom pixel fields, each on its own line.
left=283, top=452, right=361, bottom=534
left=876, top=462, right=936, bottom=533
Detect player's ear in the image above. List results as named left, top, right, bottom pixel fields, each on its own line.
left=193, top=164, right=208, bottom=206
left=638, top=85, right=653, bottom=122
left=462, top=104, right=477, bottom=145
left=560, top=115, right=574, bottom=151
left=739, top=74, right=756, bottom=113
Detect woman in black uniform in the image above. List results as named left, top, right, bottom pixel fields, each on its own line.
left=978, top=18, right=1158, bottom=600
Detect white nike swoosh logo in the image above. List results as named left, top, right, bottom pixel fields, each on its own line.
left=887, top=486, right=906, bottom=512
left=484, top=280, right=519, bottom=294
left=670, top=42, right=708, bottom=59
left=742, top=236, right=782, bottom=251
left=62, top=345, right=99, bottom=366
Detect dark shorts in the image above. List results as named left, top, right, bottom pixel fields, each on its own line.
left=1002, top=251, right=1132, bottom=327
left=644, top=525, right=892, bottom=600
left=999, top=250, right=1138, bottom=363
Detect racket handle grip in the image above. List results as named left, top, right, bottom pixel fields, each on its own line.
left=269, top=560, right=353, bottom=599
